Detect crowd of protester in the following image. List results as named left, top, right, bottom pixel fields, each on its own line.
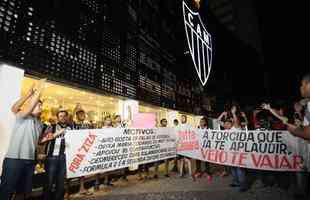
left=0, top=73, right=310, bottom=200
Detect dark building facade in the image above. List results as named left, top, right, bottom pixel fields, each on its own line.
left=0, top=0, right=267, bottom=115
left=0, top=0, right=215, bottom=115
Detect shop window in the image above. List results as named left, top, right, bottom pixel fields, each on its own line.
left=21, top=77, right=119, bottom=127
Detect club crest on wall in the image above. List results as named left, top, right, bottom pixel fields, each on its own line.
left=183, top=1, right=212, bottom=86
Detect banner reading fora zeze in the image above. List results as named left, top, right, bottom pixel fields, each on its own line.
left=65, top=128, right=176, bottom=178
left=177, top=129, right=305, bottom=171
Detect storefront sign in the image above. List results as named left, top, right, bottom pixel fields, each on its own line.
left=182, top=1, right=212, bottom=86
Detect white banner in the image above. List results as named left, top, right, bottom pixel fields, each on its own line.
left=177, top=129, right=306, bottom=171
left=65, top=128, right=176, bottom=178
left=66, top=128, right=308, bottom=178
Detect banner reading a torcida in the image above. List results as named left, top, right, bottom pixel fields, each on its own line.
left=177, top=129, right=306, bottom=171
left=65, top=128, right=176, bottom=178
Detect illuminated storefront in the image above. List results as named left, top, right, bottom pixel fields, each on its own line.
left=22, top=77, right=202, bottom=127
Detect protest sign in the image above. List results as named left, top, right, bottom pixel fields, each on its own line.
left=65, top=128, right=176, bottom=178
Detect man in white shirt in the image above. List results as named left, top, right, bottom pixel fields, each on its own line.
left=287, top=73, right=310, bottom=140
left=286, top=74, right=310, bottom=199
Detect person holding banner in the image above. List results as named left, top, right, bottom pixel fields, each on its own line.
left=148, top=118, right=171, bottom=179
left=72, top=106, right=93, bottom=196
left=178, top=115, right=195, bottom=181
left=171, top=119, right=179, bottom=174
left=114, top=115, right=127, bottom=128
left=217, top=111, right=230, bottom=177
left=229, top=106, right=247, bottom=192
left=290, top=101, right=308, bottom=199
left=40, top=110, right=72, bottom=200
left=195, top=117, right=212, bottom=180
left=0, top=80, right=44, bottom=200
left=114, top=115, right=129, bottom=182
left=94, top=116, right=114, bottom=191
left=283, top=74, right=310, bottom=199
left=160, top=118, right=174, bottom=178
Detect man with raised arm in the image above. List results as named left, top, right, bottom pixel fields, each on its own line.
left=0, top=80, right=45, bottom=200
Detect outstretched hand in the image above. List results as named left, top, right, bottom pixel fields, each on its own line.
left=26, top=83, right=36, bottom=97
left=261, top=103, right=271, bottom=110
left=231, top=107, right=236, bottom=114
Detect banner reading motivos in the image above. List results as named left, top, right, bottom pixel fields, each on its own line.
left=177, top=129, right=305, bottom=171
left=65, top=128, right=176, bottom=178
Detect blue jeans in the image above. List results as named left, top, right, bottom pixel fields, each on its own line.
left=44, top=155, right=66, bottom=200
left=231, top=167, right=246, bottom=189
left=0, top=158, right=35, bottom=200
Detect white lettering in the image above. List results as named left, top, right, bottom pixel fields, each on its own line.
left=188, top=13, right=194, bottom=27
left=196, top=24, right=201, bottom=36
left=203, top=31, right=209, bottom=44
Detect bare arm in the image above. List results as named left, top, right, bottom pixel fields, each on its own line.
left=287, top=124, right=310, bottom=140
left=39, top=128, right=65, bottom=144
left=16, top=79, right=45, bottom=118
left=241, top=112, right=248, bottom=125
left=15, top=91, right=41, bottom=118
left=262, top=103, right=288, bottom=124
left=11, top=84, right=35, bottom=114
left=217, top=111, right=227, bottom=121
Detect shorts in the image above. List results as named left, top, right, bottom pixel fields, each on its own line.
left=0, top=158, right=35, bottom=195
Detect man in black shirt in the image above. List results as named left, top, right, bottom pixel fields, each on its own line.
left=40, top=110, right=71, bottom=200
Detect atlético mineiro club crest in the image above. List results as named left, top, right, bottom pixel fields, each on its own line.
left=182, top=1, right=212, bottom=86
